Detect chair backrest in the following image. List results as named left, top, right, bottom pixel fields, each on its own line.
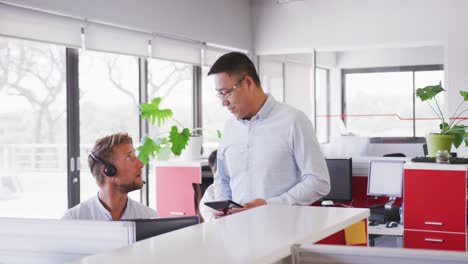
left=383, top=153, right=406, bottom=157
left=129, top=216, right=200, bottom=241
left=423, top=143, right=428, bottom=156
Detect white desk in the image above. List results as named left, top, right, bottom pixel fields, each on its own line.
left=72, top=205, right=369, bottom=264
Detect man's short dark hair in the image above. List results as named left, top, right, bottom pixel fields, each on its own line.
left=207, top=52, right=261, bottom=87
left=208, top=150, right=217, bottom=170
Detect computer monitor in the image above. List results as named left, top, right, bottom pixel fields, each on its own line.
left=321, top=158, right=352, bottom=204
left=367, top=160, right=404, bottom=208
left=128, top=216, right=200, bottom=241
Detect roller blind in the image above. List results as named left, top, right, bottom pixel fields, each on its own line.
left=204, top=47, right=225, bottom=66
left=0, top=2, right=246, bottom=64
left=85, top=23, right=149, bottom=57
left=0, top=3, right=81, bottom=47
left=204, top=46, right=250, bottom=66
left=152, top=36, right=201, bottom=65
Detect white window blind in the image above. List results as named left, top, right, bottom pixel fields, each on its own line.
left=152, top=36, right=201, bottom=65
left=204, top=46, right=250, bottom=66
left=0, top=3, right=81, bottom=48
left=86, top=23, right=149, bottom=57
left=204, top=47, right=225, bottom=66
left=0, top=2, right=247, bottom=65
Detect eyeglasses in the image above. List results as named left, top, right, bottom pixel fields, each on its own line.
left=215, top=76, right=245, bottom=99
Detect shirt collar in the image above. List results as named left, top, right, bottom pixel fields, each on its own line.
left=94, top=192, right=129, bottom=220
left=237, top=94, right=276, bottom=124
left=253, top=93, right=276, bottom=121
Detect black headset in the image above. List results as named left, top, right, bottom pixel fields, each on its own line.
left=89, top=152, right=117, bottom=177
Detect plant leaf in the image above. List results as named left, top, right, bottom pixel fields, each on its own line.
left=415, top=82, right=444, bottom=102
left=439, top=122, right=450, bottom=134
left=139, top=97, right=173, bottom=126
left=169, top=126, right=191, bottom=156
left=137, top=136, right=160, bottom=165
left=217, top=129, right=222, bottom=139
left=452, top=130, right=465, bottom=148
left=460, top=91, right=468, bottom=101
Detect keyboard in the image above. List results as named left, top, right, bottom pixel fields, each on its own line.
left=411, top=157, right=468, bottom=164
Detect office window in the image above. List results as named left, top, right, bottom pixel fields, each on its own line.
left=201, top=67, right=231, bottom=154
left=316, top=68, right=329, bottom=143
left=79, top=50, right=140, bottom=202
left=344, top=66, right=444, bottom=137
left=147, top=59, right=193, bottom=209
left=0, top=36, right=67, bottom=218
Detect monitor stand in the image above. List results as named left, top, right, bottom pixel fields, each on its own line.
left=384, top=197, right=396, bottom=210
left=321, top=200, right=334, bottom=207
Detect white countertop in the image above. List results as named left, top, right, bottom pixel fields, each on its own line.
left=405, top=163, right=468, bottom=171
left=71, top=205, right=369, bottom=264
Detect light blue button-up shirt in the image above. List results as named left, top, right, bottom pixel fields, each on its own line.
left=214, top=95, right=330, bottom=205
left=61, top=193, right=157, bottom=220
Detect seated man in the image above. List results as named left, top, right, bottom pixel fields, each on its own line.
left=62, top=133, right=157, bottom=220
left=199, top=150, right=217, bottom=222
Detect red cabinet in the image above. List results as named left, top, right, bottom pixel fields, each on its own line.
left=403, top=165, right=467, bottom=251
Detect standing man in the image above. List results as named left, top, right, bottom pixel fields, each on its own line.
left=208, top=52, right=330, bottom=212
left=62, top=133, right=157, bottom=220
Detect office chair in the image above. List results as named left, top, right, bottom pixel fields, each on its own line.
left=383, top=153, right=406, bottom=157
left=422, top=143, right=428, bottom=156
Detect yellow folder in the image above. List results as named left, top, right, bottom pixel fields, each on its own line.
left=344, top=220, right=367, bottom=245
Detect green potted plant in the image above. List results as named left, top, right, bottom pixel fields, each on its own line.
left=137, top=97, right=201, bottom=164
left=416, top=82, right=468, bottom=157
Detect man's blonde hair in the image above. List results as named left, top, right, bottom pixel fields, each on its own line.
left=88, top=133, right=133, bottom=186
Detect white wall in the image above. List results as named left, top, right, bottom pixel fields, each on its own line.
left=4, top=0, right=252, bottom=51
left=253, top=0, right=449, bottom=53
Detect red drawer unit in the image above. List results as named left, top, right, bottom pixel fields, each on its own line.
left=404, top=230, right=466, bottom=252
left=403, top=164, right=467, bottom=252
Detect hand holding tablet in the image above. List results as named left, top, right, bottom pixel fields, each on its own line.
left=204, top=200, right=243, bottom=211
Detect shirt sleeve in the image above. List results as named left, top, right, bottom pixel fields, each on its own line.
left=214, top=147, right=232, bottom=201
left=266, top=112, right=330, bottom=205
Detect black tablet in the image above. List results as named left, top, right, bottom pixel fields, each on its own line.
left=204, top=200, right=243, bottom=211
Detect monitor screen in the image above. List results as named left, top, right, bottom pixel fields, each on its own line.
left=367, top=160, right=404, bottom=197
left=128, top=216, right=199, bottom=241
left=321, top=158, right=352, bottom=202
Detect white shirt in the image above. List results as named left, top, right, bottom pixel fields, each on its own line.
left=199, top=184, right=215, bottom=222
left=61, top=194, right=157, bottom=220
left=214, top=95, right=330, bottom=205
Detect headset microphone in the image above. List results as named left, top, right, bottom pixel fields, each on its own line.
left=142, top=180, right=146, bottom=185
